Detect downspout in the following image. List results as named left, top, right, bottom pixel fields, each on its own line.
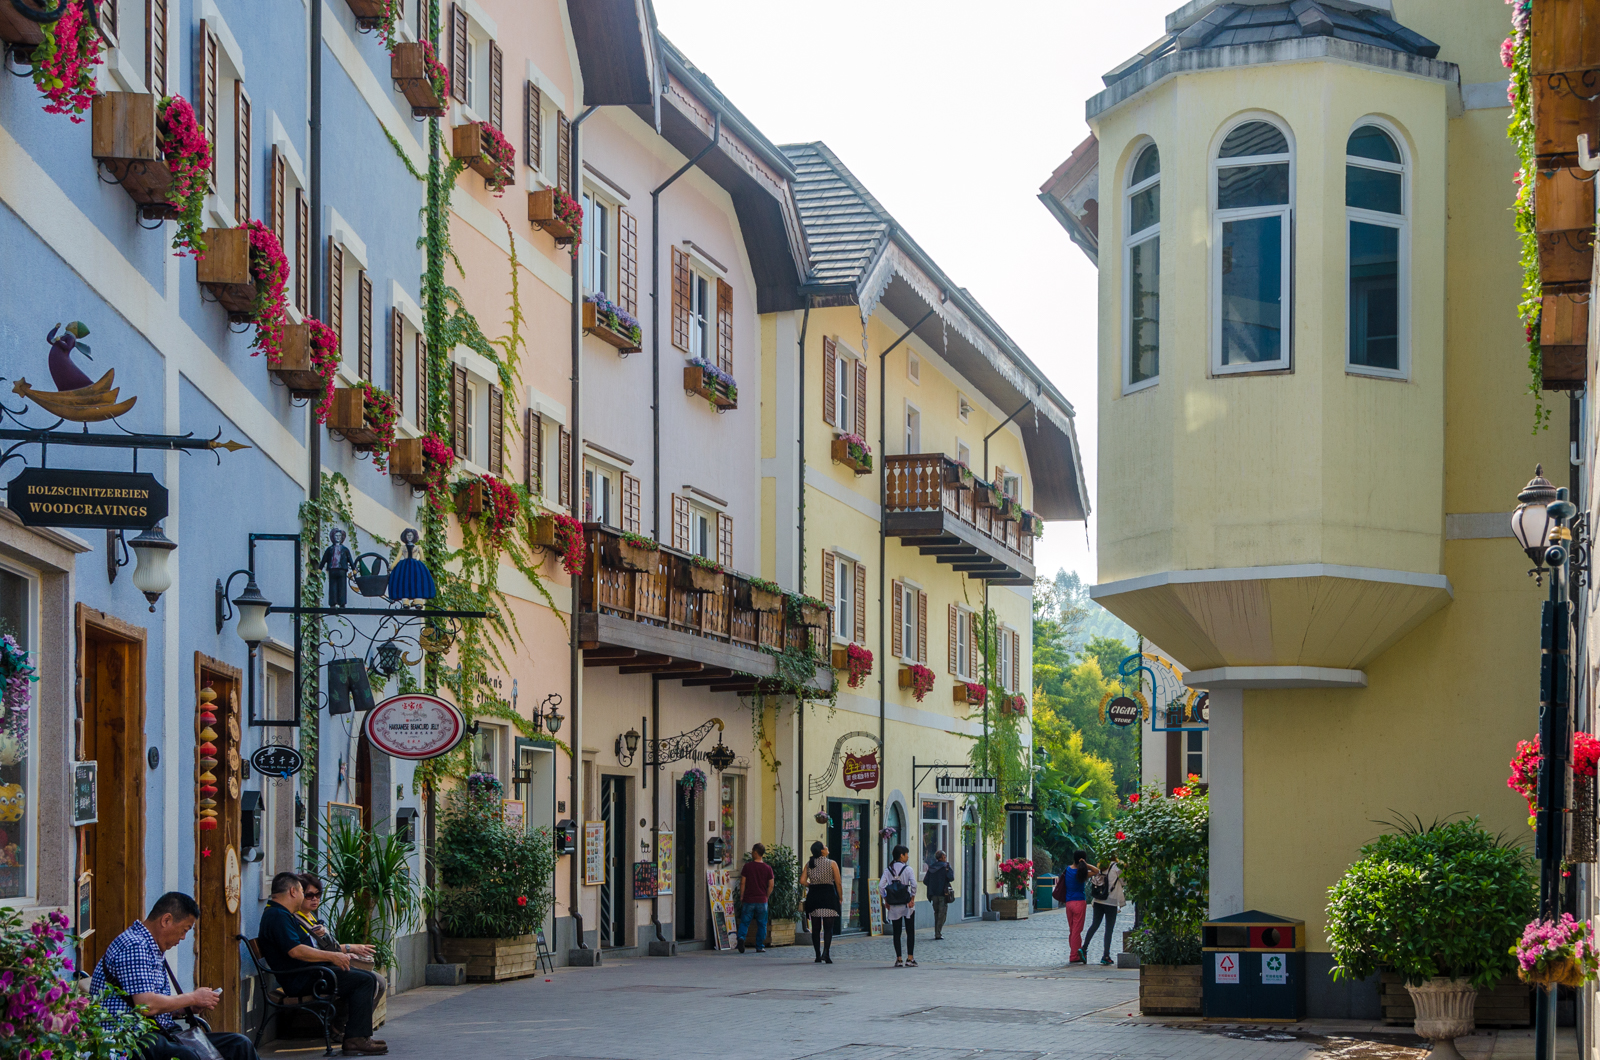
left=569, top=103, right=597, bottom=954
left=650, top=675, right=664, bottom=944
left=306, top=0, right=323, bottom=863
left=650, top=111, right=720, bottom=539
left=795, top=298, right=810, bottom=830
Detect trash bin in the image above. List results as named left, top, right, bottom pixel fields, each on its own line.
left=1034, top=875, right=1056, bottom=911
left=1202, top=910, right=1306, bottom=1021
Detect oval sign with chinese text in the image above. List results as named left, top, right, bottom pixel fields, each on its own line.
left=364, top=693, right=467, bottom=760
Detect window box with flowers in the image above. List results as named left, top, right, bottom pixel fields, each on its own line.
left=92, top=93, right=212, bottom=254
left=529, top=187, right=582, bottom=245
left=1025, top=511, right=1044, bottom=538
left=790, top=593, right=830, bottom=629
left=457, top=475, right=520, bottom=537
left=393, top=433, right=456, bottom=497
left=532, top=512, right=586, bottom=576
left=267, top=319, right=340, bottom=405
left=584, top=294, right=643, bottom=354
left=737, top=576, right=785, bottom=614
left=345, top=0, right=393, bottom=29
left=391, top=40, right=449, bottom=117
left=898, top=663, right=936, bottom=702
left=830, top=643, right=872, bottom=688
left=684, top=360, right=738, bottom=410
left=955, top=681, right=987, bottom=706
left=943, top=460, right=975, bottom=490
left=831, top=433, right=873, bottom=475
left=452, top=121, right=516, bottom=195
left=328, top=384, right=400, bottom=471
left=199, top=221, right=287, bottom=322
left=1509, top=732, right=1600, bottom=860
left=598, top=530, right=657, bottom=573
left=973, top=480, right=1004, bottom=511
left=678, top=554, right=726, bottom=594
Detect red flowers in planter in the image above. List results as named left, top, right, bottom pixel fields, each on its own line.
left=358, top=382, right=400, bottom=472
left=906, top=663, right=935, bottom=702
left=246, top=220, right=291, bottom=365
left=844, top=643, right=873, bottom=688
left=551, top=189, right=584, bottom=246
left=964, top=681, right=987, bottom=706
left=480, top=123, right=516, bottom=195
left=32, top=0, right=103, bottom=121
left=549, top=512, right=585, bottom=577
left=479, top=475, right=520, bottom=537
left=1509, top=733, right=1600, bottom=821
left=156, top=95, right=212, bottom=257
left=420, top=434, right=457, bottom=510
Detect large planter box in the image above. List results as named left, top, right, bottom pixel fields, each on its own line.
left=266, top=323, right=328, bottom=394
left=736, top=581, right=784, bottom=613
left=830, top=438, right=872, bottom=475
left=345, top=0, right=389, bottom=26
left=677, top=563, right=726, bottom=594
left=0, top=0, right=52, bottom=47
left=1140, top=964, right=1203, bottom=1016
left=974, top=484, right=1003, bottom=511
left=1541, top=293, right=1588, bottom=391
left=989, top=897, right=1029, bottom=920
left=92, top=93, right=182, bottom=220
left=390, top=437, right=428, bottom=487
left=440, top=935, right=542, bottom=982
left=1534, top=76, right=1600, bottom=167
left=798, top=603, right=829, bottom=628
left=391, top=43, right=447, bottom=117
left=768, top=918, right=796, bottom=947
left=451, top=121, right=513, bottom=186
left=328, top=388, right=382, bottom=446
left=529, top=188, right=578, bottom=244
left=1379, top=972, right=1532, bottom=1028
left=456, top=480, right=486, bottom=517
left=583, top=301, right=641, bottom=353
left=684, top=366, right=737, bottom=410
left=943, top=462, right=974, bottom=490
left=197, top=227, right=259, bottom=319
left=1532, top=0, right=1600, bottom=75
left=601, top=535, right=657, bottom=572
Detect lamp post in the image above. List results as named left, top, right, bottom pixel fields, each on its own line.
left=1511, top=465, right=1572, bottom=1060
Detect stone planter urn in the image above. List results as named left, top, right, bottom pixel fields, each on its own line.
left=989, top=897, right=1030, bottom=920
left=1405, top=978, right=1478, bottom=1060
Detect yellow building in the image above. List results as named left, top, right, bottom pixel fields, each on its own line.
left=769, top=144, right=1088, bottom=928
left=1042, top=0, right=1563, bottom=1016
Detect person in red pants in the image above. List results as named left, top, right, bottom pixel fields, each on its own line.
left=1051, top=850, right=1091, bottom=964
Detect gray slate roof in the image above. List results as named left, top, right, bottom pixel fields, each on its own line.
left=780, top=142, right=891, bottom=289
left=1105, top=0, right=1440, bottom=87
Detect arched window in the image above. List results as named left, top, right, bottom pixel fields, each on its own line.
left=1213, top=119, right=1292, bottom=373
left=1125, top=142, right=1161, bottom=391
left=1346, top=124, right=1406, bottom=376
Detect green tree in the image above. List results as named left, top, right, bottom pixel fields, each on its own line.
left=1030, top=709, right=1117, bottom=870
left=1081, top=635, right=1133, bottom=686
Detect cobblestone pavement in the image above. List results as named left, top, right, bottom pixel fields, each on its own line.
left=260, top=913, right=1556, bottom=1060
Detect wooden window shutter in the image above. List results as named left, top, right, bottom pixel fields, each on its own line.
left=357, top=270, right=373, bottom=380
left=622, top=474, right=641, bottom=533
left=1011, top=630, right=1021, bottom=697
left=294, top=188, right=309, bottom=313
left=199, top=24, right=218, bottom=182
left=970, top=614, right=982, bottom=684
left=919, top=597, right=931, bottom=662
left=449, top=4, right=467, bottom=103
left=672, top=495, right=690, bottom=551
left=716, top=278, right=734, bottom=374
left=717, top=512, right=732, bottom=568
left=487, top=384, right=504, bottom=475
left=414, top=333, right=428, bottom=427
left=95, top=0, right=116, bottom=45
left=234, top=82, right=251, bottom=222
left=557, top=426, right=571, bottom=507
left=417, top=0, right=430, bottom=41
left=488, top=40, right=503, bottom=129
left=821, top=551, right=835, bottom=610
left=947, top=604, right=958, bottom=674
left=821, top=336, right=837, bottom=427
left=146, top=0, right=167, bottom=97
left=525, top=410, right=542, bottom=493
left=891, top=580, right=903, bottom=659
left=617, top=208, right=638, bottom=316
left=268, top=146, right=286, bottom=246
left=451, top=364, right=469, bottom=456
left=853, top=561, right=866, bottom=644
left=390, top=308, right=405, bottom=411
left=670, top=247, right=690, bottom=352
left=327, top=240, right=344, bottom=340
left=853, top=358, right=868, bottom=438
left=556, top=110, right=571, bottom=194
left=524, top=82, right=542, bottom=169
left=995, top=467, right=1005, bottom=493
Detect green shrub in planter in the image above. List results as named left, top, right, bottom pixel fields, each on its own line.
left=765, top=844, right=801, bottom=922
left=1093, top=786, right=1208, bottom=964
left=1326, top=817, right=1535, bottom=988
left=434, top=779, right=557, bottom=938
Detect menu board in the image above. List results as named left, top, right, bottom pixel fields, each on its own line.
left=707, top=868, right=736, bottom=949
left=583, top=821, right=606, bottom=886
left=656, top=831, right=674, bottom=896
left=868, top=878, right=884, bottom=936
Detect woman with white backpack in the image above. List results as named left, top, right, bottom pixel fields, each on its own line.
left=880, top=845, right=919, bottom=967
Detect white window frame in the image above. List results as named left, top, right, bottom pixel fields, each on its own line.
left=463, top=378, right=479, bottom=465
left=1345, top=117, right=1410, bottom=381
left=900, top=582, right=917, bottom=662
left=834, top=556, right=855, bottom=642
left=391, top=284, right=425, bottom=434
left=955, top=607, right=972, bottom=679
left=1210, top=115, right=1294, bottom=376
left=689, top=270, right=714, bottom=360
left=688, top=502, right=716, bottom=559
left=464, top=35, right=478, bottom=113
left=998, top=625, right=1013, bottom=692
left=904, top=401, right=920, bottom=455
left=1123, top=138, right=1161, bottom=394
left=581, top=190, right=612, bottom=299
left=584, top=460, right=620, bottom=527
left=833, top=349, right=854, bottom=430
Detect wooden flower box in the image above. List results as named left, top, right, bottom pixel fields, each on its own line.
left=989, top=897, right=1029, bottom=920
left=684, top=366, right=737, bottom=409
left=1139, top=965, right=1203, bottom=1016
left=942, top=463, right=973, bottom=490
left=456, top=480, right=486, bottom=517
left=973, top=483, right=1003, bottom=511
left=830, top=647, right=849, bottom=670
left=528, top=188, right=578, bottom=244
left=197, top=227, right=260, bottom=319
left=1541, top=293, right=1588, bottom=390
left=676, top=563, right=725, bottom=594
left=440, top=934, right=542, bottom=982
left=91, top=93, right=182, bottom=220
left=1536, top=167, right=1595, bottom=287
left=603, top=536, right=658, bottom=573
left=583, top=301, right=641, bottom=353
left=1532, top=0, right=1600, bottom=76
left=954, top=683, right=985, bottom=705
left=390, top=438, right=429, bottom=487
left=391, top=43, right=447, bottom=117
left=736, top=582, right=784, bottom=613
left=345, top=0, right=389, bottom=28
left=798, top=602, right=829, bottom=628
left=830, top=438, right=871, bottom=475
left=530, top=513, right=560, bottom=548
left=451, top=121, right=512, bottom=183
left=0, top=0, right=52, bottom=47
left=266, top=324, right=329, bottom=394
left=1534, top=76, right=1600, bottom=167
left=328, top=388, right=382, bottom=446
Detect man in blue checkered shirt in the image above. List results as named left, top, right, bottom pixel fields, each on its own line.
left=91, top=891, right=259, bottom=1060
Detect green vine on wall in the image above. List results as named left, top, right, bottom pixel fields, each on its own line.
left=298, top=473, right=361, bottom=785
left=963, top=602, right=1031, bottom=852
left=1506, top=0, right=1549, bottom=431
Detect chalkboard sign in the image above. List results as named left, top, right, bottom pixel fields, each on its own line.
left=72, top=761, right=97, bottom=826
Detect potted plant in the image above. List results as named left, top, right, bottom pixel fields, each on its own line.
left=268, top=318, right=340, bottom=417
left=943, top=459, right=975, bottom=489
left=435, top=778, right=557, bottom=981
left=678, top=554, right=726, bottom=594
left=830, top=643, right=872, bottom=688
left=533, top=511, right=586, bottom=576
left=1096, top=785, right=1209, bottom=1015
left=1326, top=817, right=1536, bottom=1058
left=765, top=844, right=801, bottom=947
left=991, top=858, right=1033, bottom=919
left=973, top=479, right=1003, bottom=511
left=600, top=530, right=657, bottom=573
left=328, top=384, right=400, bottom=470
left=954, top=681, right=986, bottom=705
left=1516, top=914, right=1599, bottom=990
left=583, top=293, right=643, bottom=353
left=390, top=39, right=449, bottom=117
left=457, top=475, right=521, bottom=538
left=790, top=593, right=829, bottom=629
left=92, top=93, right=212, bottom=255
left=684, top=359, right=738, bottom=410
left=831, top=432, right=873, bottom=475
left=451, top=120, right=515, bottom=194
left=898, top=663, right=936, bottom=702
left=26, top=0, right=102, bottom=121
left=738, top=576, right=785, bottom=613
left=529, top=187, right=582, bottom=245
left=0, top=906, right=153, bottom=1058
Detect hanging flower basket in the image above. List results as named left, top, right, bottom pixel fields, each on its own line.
left=584, top=294, right=642, bottom=353
left=814, top=808, right=831, bottom=825
left=831, top=433, right=873, bottom=475
left=899, top=663, right=936, bottom=702
left=529, top=187, right=582, bottom=245
left=29, top=0, right=102, bottom=122
left=1516, top=914, right=1600, bottom=987
left=391, top=40, right=449, bottom=117
left=603, top=531, right=658, bottom=573
left=679, top=768, right=707, bottom=802
left=452, top=121, right=516, bottom=194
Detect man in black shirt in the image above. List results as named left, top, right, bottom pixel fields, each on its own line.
left=259, top=872, right=386, bottom=1055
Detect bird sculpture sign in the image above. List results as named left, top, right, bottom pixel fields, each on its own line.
left=11, top=322, right=138, bottom=421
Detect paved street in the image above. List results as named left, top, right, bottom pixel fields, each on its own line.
left=260, top=913, right=1566, bottom=1060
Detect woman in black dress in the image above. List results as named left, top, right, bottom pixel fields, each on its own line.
left=801, top=840, right=843, bottom=963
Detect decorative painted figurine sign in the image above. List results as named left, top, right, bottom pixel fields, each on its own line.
left=363, top=693, right=467, bottom=760
left=7, top=468, right=167, bottom=529
left=842, top=751, right=879, bottom=790
left=250, top=744, right=304, bottom=778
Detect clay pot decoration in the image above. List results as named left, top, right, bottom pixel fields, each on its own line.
left=198, top=686, right=220, bottom=831
left=0, top=734, right=21, bottom=766
left=0, top=782, right=23, bottom=822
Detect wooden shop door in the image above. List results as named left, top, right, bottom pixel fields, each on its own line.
left=194, top=655, right=242, bottom=1031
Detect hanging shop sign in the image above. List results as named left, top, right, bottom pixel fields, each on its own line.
left=842, top=751, right=879, bottom=791
left=936, top=775, right=997, bottom=794
left=1106, top=696, right=1142, bottom=727
left=363, top=693, right=467, bottom=760
left=7, top=468, right=167, bottom=529
left=72, top=761, right=98, bottom=826
left=249, top=744, right=305, bottom=779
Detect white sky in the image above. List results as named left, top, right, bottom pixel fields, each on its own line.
left=652, top=0, right=1179, bottom=589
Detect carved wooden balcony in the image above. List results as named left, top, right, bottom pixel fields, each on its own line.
left=883, top=454, right=1035, bottom=585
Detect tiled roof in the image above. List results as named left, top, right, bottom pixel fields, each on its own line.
left=1104, top=0, right=1440, bottom=87
left=779, top=142, right=891, bottom=288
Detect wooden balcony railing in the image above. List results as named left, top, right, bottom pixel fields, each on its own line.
left=884, top=453, right=1034, bottom=564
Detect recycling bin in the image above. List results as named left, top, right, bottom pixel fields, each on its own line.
left=1034, top=875, right=1056, bottom=911
left=1202, top=910, right=1306, bottom=1021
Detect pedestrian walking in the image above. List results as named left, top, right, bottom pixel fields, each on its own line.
left=881, top=844, right=918, bottom=967
left=1051, top=849, right=1090, bottom=964
left=922, top=850, right=955, bottom=939
left=735, top=843, right=775, bottom=953
left=1081, top=859, right=1125, bottom=965
left=801, top=840, right=842, bottom=964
